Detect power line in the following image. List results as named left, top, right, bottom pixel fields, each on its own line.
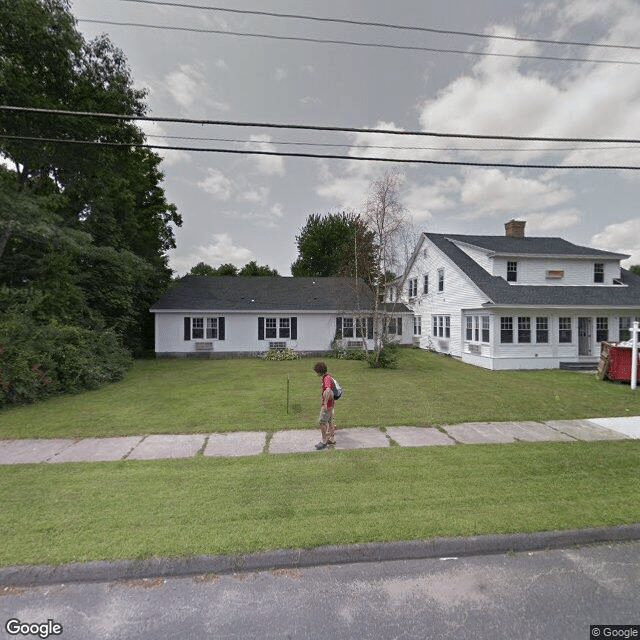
left=2, top=134, right=639, bottom=170
left=77, top=19, right=640, bottom=66
left=118, top=0, right=640, bottom=52
left=3, top=105, right=640, bottom=144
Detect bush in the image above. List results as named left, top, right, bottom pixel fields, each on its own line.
left=367, top=343, right=399, bottom=369
left=331, top=341, right=368, bottom=360
left=262, top=348, right=300, bottom=361
left=0, top=313, right=132, bottom=407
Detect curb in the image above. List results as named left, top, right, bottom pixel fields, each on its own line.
left=2, top=523, right=639, bottom=588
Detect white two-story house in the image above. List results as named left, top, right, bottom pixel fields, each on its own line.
left=400, top=220, right=640, bottom=370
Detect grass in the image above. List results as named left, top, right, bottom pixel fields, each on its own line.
left=2, top=440, right=640, bottom=567
left=1, top=349, right=639, bottom=439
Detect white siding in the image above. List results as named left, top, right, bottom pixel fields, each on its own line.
left=492, top=257, right=622, bottom=286
left=402, top=238, right=489, bottom=358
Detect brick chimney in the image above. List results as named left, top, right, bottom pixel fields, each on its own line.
left=505, top=219, right=526, bottom=238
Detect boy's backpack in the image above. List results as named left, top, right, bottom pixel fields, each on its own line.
left=332, top=377, right=343, bottom=400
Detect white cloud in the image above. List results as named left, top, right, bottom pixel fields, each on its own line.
left=237, top=203, right=285, bottom=229
left=591, top=219, right=640, bottom=266
left=247, top=135, right=285, bottom=176
left=525, top=210, right=582, bottom=232
left=239, top=186, right=270, bottom=204
left=193, top=233, right=253, bottom=266
left=274, top=68, right=287, bottom=81
left=403, top=178, right=460, bottom=222
left=197, top=169, right=233, bottom=200
left=458, top=169, right=574, bottom=217
left=164, top=63, right=229, bottom=113
left=138, top=121, right=190, bottom=167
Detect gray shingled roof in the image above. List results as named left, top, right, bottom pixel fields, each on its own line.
left=443, top=234, right=629, bottom=259
left=151, top=276, right=411, bottom=313
left=426, top=233, right=640, bottom=307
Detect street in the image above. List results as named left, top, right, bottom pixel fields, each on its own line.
left=2, top=541, right=639, bottom=640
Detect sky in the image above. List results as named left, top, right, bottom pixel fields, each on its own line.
left=68, top=0, right=640, bottom=276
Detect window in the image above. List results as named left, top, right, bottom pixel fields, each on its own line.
left=206, top=318, right=218, bottom=339
left=482, top=316, right=490, bottom=343
left=343, top=317, right=354, bottom=338
left=279, top=317, right=290, bottom=339
left=355, top=318, right=367, bottom=338
left=501, top=317, right=513, bottom=343
left=265, top=318, right=277, bottom=339
left=559, top=317, right=572, bottom=343
left=259, top=317, right=297, bottom=340
left=185, top=316, right=225, bottom=341
left=594, top=263, right=604, bottom=283
left=192, top=317, right=204, bottom=339
left=596, top=317, right=608, bottom=343
left=438, top=268, right=444, bottom=292
left=466, top=316, right=473, bottom=341
left=620, top=317, right=633, bottom=341
left=474, top=317, right=480, bottom=342
left=433, top=315, right=450, bottom=338
left=423, top=274, right=429, bottom=294
left=518, top=317, right=531, bottom=343
left=408, top=277, right=418, bottom=297
left=536, top=317, right=549, bottom=343
left=507, top=261, right=518, bottom=282
left=413, top=316, right=422, bottom=336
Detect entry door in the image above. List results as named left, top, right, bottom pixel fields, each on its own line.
left=578, top=317, right=592, bottom=356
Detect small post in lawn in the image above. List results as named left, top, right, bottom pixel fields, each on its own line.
left=286, top=375, right=290, bottom=413
left=632, top=321, right=639, bottom=391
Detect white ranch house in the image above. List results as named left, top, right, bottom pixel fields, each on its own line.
left=397, top=220, right=640, bottom=370
left=151, top=276, right=413, bottom=357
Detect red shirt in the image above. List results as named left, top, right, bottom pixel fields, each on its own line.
left=321, top=373, right=335, bottom=409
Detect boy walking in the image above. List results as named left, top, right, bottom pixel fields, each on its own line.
left=313, top=362, right=336, bottom=449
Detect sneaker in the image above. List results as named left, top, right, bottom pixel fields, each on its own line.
left=315, top=441, right=328, bottom=450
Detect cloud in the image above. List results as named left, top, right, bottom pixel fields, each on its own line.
left=176, top=233, right=253, bottom=272
left=197, top=169, right=233, bottom=200
left=592, top=219, right=640, bottom=266
left=403, top=178, right=460, bottom=222
left=237, top=203, right=285, bottom=229
left=164, top=63, right=229, bottom=112
left=246, top=135, right=285, bottom=176
left=138, top=121, right=190, bottom=167
left=458, top=169, right=574, bottom=217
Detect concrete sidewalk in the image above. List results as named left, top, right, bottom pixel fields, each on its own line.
left=0, top=416, right=637, bottom=465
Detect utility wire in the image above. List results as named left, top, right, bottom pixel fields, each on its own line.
left=118, top=0, right=640, bottom=52
left=1, top=134, right=638, bottom=170
left=3, top=105, right=640, bottom=144
left=78, top=19, right=640, bottom=66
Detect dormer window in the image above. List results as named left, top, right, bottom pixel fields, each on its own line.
left=507, top=261, right=518, bottom=282
left=594, top=263, right=604, bottom=283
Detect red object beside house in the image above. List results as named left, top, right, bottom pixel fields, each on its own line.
left=599, top=342, right=640, bottom=381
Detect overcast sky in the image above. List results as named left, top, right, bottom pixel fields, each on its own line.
left=69, top=0, right=640, bottom=275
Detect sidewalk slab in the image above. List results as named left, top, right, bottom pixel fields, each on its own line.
left=334, top=427, right=389, bottom=450
left=386, top=426, right=455, bottom=447
left=0, top=439, right=76, bottom=465
left=503, top=421, right=575, bottom=442
left=127, top=434, right=206, bottom=460
left=545, top=419, right=628, bottom=441
left=269, top=429, right=322, bottom=454
left=587, top=417, right=640, bottom=439
left=443, top=422, right=518, bottom=444
left=204, top=432, right=266, bottom=458
left=49, top=437, right=143, bottom=463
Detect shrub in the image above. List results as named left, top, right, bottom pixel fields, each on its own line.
left=262, top=348, right=300, bottom=361
left=0, top=313, right=132, bottom=407
left=367, top=343, right=399, bottom=369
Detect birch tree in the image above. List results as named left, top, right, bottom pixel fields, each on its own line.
left=362, top=169, right=410, bottom=367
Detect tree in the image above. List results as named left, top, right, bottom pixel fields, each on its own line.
left=362, top=169, right=410, bottom=367
left=187, top=261, right=278, bottom=277
left=291, top=212, right=377, bottom=283
left=630, top=265, right=640, bottom=277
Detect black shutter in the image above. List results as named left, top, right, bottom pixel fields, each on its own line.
left=397, top=317, right=402, bottom=336
left=367, top=317, right=374, bottom=340
left=290, top=317, right=297, bottom=340
left=258, top=317, right=264, bottom=340
left=335, top=317, right=342, bottom=338
left=184, top=317, right=191, bottom=341
left=218, top=317, right=225, bottom=341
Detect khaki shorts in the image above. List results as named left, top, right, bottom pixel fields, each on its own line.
left=318, top=408, right=335, bottom=424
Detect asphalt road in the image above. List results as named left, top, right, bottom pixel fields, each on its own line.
left=2, top=541, right=639, bottom=640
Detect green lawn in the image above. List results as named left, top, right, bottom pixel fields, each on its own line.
left=2, top=440, right=640, bottom=566
left=0, top=349, right=638, bottom=439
